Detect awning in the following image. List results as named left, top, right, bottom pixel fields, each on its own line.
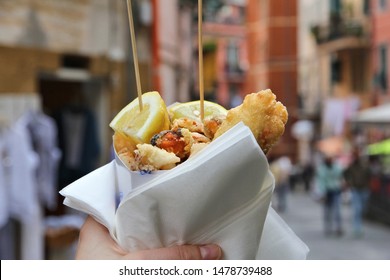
left=368, top=139, right=390, bottom=155
left=351, top=103, right=390, bottom=124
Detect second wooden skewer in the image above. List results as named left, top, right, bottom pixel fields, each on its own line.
left=127, top=0, right=143, bottom=111
left=198, top=0, right=204, bottom=122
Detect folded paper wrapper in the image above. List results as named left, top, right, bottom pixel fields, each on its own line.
left=60, top=122, right=309, bottom=259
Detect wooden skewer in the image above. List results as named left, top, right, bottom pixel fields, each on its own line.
left=127, top=0, right=143, bottom=111
left=198, top=0, right=204, bottom=121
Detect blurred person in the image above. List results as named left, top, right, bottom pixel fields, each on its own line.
left=302, top=163, right=314, bottom=193
left=76, top=216, right=222, bottom=260
left=270, top=156, right=292, bottom=213
left=315, top=156, right=344, bottom=236
left=288, top=163, right=302, bottom=192
left=343, top=151, right=371, bottom=237
left=368, top=155, right=382, bottom=193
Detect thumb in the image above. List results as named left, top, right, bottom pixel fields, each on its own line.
left=125, top=244, right=223, bottom=260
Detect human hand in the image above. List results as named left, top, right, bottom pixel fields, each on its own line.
left=76, top=216, right=223, bottom=260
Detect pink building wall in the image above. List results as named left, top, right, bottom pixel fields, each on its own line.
left=371, top=0, right=390, bottom=103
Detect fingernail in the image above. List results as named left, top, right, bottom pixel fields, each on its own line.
left=200, top=245, right=222, bottom=260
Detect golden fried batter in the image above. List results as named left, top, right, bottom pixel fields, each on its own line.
left=214, top=89, right=288, bottom=154
left=136, top=144, right=180, bottom=170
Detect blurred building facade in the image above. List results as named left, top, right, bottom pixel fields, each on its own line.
left=0, top=0, right=131, bottom=163
left=296, top=0, right=372, bottom=166
left=298, top=0, right=390, bottom=146
left=301, top=0, right=371, bottom=134
left=198, top=0, right=248, bottom=109
left=371, top=0, right=390, bottom=104
left=360, top=0, right=390, bottom=221
left=151, top=0, right=193, bottom=105
left=246, top=0, right=299, bottom=159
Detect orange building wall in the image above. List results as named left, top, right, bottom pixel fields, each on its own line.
left=246, top=0, right=298, bottom=158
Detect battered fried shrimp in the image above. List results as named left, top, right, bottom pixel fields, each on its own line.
left=214, top=89, right=288, bottom=154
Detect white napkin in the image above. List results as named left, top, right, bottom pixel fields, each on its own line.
left=257, top=207, right=309, bottom=259
left=60, top=123, right=309, bottom=259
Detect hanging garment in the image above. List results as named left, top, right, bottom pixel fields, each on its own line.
left=9, top=116, right=43, bottom=259
left=1, top=130, right=17, bottom=259
left=54, top=105, right=100, bottom=188
left=0, top=133, right=9, bottom=228
left=0, top=111, right=61, bottom=260
left=0, top=220, right=18, bottom=260
left=5, top=123, right=38, bottom=224
left=24, top=111, right=61, bottom=210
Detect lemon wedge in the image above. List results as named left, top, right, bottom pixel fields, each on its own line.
left=169, top=100, right=227, bottom=121
left=109, top=91, right=170, bottom=143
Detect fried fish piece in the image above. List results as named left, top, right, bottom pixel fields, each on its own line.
left=135, top=143, right=180, bottom=171
left=214, top=89, right=288, bottom=154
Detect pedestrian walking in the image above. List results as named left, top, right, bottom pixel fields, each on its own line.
left=302, top=163, right=314, bottom=193
left=270, top=156, right=292, bottom=213
left=315, top=156, right=344, bottom=236
left=343, top=150, right=371, bottom=237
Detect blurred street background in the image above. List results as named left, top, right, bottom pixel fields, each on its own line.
left=275, top=188, right=390, bottom=259
left=0, top=0, right=390, bottom=260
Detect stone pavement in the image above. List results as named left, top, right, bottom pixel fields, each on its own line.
left=274, top=190, right=390, bottom=260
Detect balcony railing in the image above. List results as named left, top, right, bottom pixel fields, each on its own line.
left=311, top=15, right=368, bottom=44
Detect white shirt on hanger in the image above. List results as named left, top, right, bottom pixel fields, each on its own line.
left=10, top=116, right=43, bottom=260
left=0, top=134, right=9, bottom=228
left=25, top=111, right=61, bottom=210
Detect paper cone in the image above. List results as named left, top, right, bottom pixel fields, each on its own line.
left=60, top=122, right=309, bottom=259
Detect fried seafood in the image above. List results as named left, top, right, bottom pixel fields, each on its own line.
left=151, top=130, right=186, bottom=158
left=113, top=89, right=287, bottom=171
left=171, top=118, right=204, bottom=134
left=203, top=116, right=225, bottom=139
left=135, top=144, right=180, bottom=171
left=117, top=124, right=212, bottom=171
left=214, top=89, right=288, bottom=154
left=151, top=129, right=192, bottom=159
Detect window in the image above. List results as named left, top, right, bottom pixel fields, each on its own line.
left=331, top=56, right=342, bottom=84
left=226, top=41, right=241, bottom=74
left=330, top=0, right=342, bottom=14
left=351, top=51, right=367, bottom=92
left=378, top=45, right=388, bottom=92
left=363, top=0, right=370, bottom=15
left=379, top=0, right=387, bottom=10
